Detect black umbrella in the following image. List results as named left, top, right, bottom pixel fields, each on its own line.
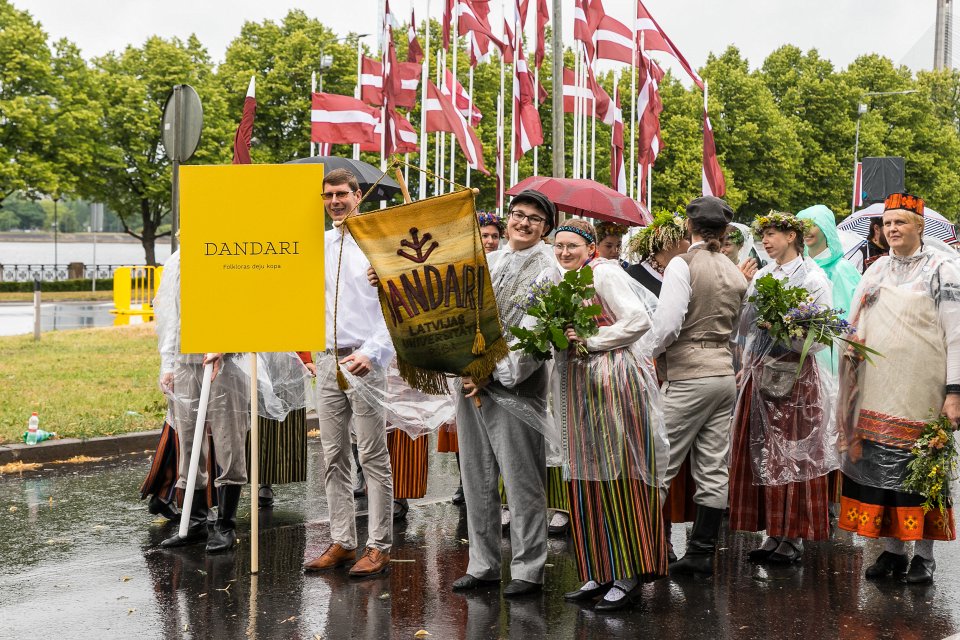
left=285, top=155, right=402, bottom=201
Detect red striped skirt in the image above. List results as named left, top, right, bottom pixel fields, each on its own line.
left=436, top=422, right=459, bottom=453
left=728, top=376, right=831, bottom=540
left=388, top=430, right=429, bottom=499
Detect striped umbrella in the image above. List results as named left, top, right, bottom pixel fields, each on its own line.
left=838, top=202, right=958, bottom=244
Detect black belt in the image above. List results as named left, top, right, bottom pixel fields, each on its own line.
left=323, top=346, right=358, bottom=357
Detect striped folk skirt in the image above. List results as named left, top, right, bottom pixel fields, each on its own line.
left=140, top=419, right=179, bottom=503
left=436, top=422, right=459, bottom=453
left=728, top=376, right=830, bottom=540
left=388, top=430, right=429, bottom=499
left=568, top=475, right=668, bottom=583
left=244, top=407, right=308, bottom=485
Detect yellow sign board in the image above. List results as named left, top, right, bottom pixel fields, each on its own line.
left=179, top=164, right=326, bottom=353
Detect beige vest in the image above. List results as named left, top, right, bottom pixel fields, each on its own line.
left=659, top=249, right=747, bottom=382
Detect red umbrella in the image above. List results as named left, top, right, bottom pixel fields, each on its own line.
left=506, top=176, right=652, bottom=226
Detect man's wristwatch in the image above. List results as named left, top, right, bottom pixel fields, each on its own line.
left=946, top=384, right=960, bottom=395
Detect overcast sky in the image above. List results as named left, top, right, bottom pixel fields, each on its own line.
left=18, top=0, right=947, bottom=75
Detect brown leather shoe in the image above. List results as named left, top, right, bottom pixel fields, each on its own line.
left=304, top=543, right=356, bottom=572
left=348, top=547, right=391, bottom=577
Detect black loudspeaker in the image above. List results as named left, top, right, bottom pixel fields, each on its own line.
left=861, top=157, right=905, bottom=206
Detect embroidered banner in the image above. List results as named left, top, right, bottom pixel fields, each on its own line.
left=344, top=189, right=507, bottom=392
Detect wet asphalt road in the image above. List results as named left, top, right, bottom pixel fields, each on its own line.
left=1, top=439, right=958, bottom=640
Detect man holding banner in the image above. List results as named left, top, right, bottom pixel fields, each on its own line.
left=304, top=169, right=396, bottom=577
left=453, top=190, right=557, bottom=597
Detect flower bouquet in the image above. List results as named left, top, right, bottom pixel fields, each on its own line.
left=509, top=266, right=602, bottom=361
left=750, top=274, right=881, bottom=375
left=903, top=415, right=958, bottom=515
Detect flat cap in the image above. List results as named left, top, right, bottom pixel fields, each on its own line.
left=686, top=196, right=734, bottom=228
left=510, top=189, right=557, bottom=233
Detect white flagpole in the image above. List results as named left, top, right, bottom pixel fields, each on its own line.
left=572, top=46, right=580, bottom=180
left=466, top=64, right=474, bottom=187
left=380, top=18, right=388, bottom=209
left=533, top=64, right=539, bottom=176
left=311, top=71, right=317, bottom=157
left=499, top=37, right=506, bottom=210
left=418, top=0, right=432, bottom=199
left=590, top=84, right=596, bottom=181
left=439, top=48, right=447, bottom=193
left=629, top=18, right=637, bottom=199
left=510, top=25, right=518, bottom=187
left=354, top=37, right=364, bottom=161
left=449, top=5, right=459, bottom=188
left=581, top=51, right=588, bottom=181
left=177, top=361, right=214, bottom=539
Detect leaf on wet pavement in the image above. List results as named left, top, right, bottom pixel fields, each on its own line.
left=390, top=559, right=415, bottom=563
left=379, top=593, right=390, bottom=599
left=414, top=631, right=431, bottom=637
left=8, top=505, right=17, bottom=513
left=280, top=616, right=297, bottom=624
left=127, top=608, right=136, bottom=615
left=120, top=576, right=131, bottom=582
left=197, top=569, right=207, bottom=575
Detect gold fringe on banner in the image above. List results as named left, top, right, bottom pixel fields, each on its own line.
left=462, top=337, right=509, bottom=381
left=397, top=358, right=450, bottom=395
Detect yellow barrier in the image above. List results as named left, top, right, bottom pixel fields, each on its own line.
left=111, top=265, right=163, bottom=317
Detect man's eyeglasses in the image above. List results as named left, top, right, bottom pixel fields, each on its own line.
left=554, top=242, right=587, bottom=252
left=508, top=210, right=547, bottom=226
left=322, top=190, right=355, bottom=201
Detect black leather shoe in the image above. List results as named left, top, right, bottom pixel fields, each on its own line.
left=148, top=496, right=181, bottom=523
left=503, top=579, right=541, bottom=597
left=747, top=547, right=775, bottom=563
left=864, top=551, right=909, bottom=580
left=768, top=539, right=804, bottom=564
left=452, top=574, right=500, bottom=591
left=547, top=510, right=571, bottom=537
left=563, top=582, right=610, bottom=602
left=393, top=499, right=409, bottom=521
left=160, top=489, right=208, bottom=548
left=593, top=584, right=640, bottom=612
left=258, top=485, right=274, bottom=509
left=451, top=485, right=465, bottom=505
left=903, top=555, right=936, bottom=584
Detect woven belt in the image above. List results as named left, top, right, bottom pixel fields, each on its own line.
left=692, top=340, right=727, bottom=349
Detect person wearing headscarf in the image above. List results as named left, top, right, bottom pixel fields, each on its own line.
left=838, top=193, right=960, bottom=584
left=728, top=211, right=838, bottom=566
left=626, top=211, right=691, bottom=297
left=639, top=196, right=747, bottom=576
left=454, top=189, right=557, bottom=597
left=797, top=205, right=862, bottom=323
left=594, top=221, right=629, bottom=269
left=534, top=218, right=668, bottom=611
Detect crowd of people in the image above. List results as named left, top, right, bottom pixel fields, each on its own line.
left=142, top=167, right=959, bottom=613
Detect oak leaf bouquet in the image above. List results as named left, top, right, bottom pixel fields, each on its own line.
left=509, top=266, right=602, bottom=360
left=903, top=415, right=958, bottom=515
left=750, top=273, right=881, bottom=374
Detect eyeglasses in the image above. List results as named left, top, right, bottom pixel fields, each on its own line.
left=322, top=190, right=355, bottom=201
left=554, top=242, right=587, bottom=252
left=508, top=210, right=547, bottom=226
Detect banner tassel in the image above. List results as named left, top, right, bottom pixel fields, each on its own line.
left=336, top=365, right=349, bottom=390
left=472, top=327, right=486, bottom=355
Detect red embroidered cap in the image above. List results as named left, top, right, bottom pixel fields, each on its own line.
left=883, top=192, right=925, bottom=216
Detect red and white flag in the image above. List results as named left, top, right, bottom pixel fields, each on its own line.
left=594, top=14, right=633, bottom=64
left=560, top=67, right=611, bottom=124
left=426, top=81, right=488, bottom=174
left=310, top=93, right=378, bottom=144
left=457, top=0, right=502, bottom=65
left=407, top=8, right=424, bottom=64
left=637, top=52, right=664, bottom=203
left=360, top=110, right=419, bottom=153
left=702, top=109, right=726, bottom=197
left=611, top=84, right=625, bottom=194
left=442, top=0, right=456, bottom=49
left=512, top=36, right=543, bottom=160
left=359, top=55, right=421, bottom=108
left=535, top=0, right=549, bottom=68
left=636, top=0, right=704, bottom=89
left=501, top=15, right=515, bottom=63
left=573, top=0, right=595, bottom=61
left=562, top=67, right=593, bottom=113
left=444, top=69, right=482, bottom=126
left=232, top=76, right=256, bottom=165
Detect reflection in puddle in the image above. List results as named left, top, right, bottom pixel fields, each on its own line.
left=0, top=302, right=149, bottom=336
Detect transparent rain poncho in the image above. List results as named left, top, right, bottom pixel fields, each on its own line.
left=838, top=245, right=960, bottom=492
left=311, top=354, right=457, bottom=439
left=234, top=352, right=311, bottom=422
left=171, top=353, right=251, bottom=442
left=532, top=259, right=668, bottom=485
left=736, top=256, right=840, bottom=485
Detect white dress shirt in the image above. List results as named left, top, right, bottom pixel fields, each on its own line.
left=639, top=243, right=699, bottom=359
left=155, top=250, right=181, bottom=374
left=324, top=228, right=394, bottom=368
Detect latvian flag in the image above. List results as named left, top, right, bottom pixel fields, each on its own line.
left=310, top=93, right=378, bottom=145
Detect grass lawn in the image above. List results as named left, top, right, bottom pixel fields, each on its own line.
left=0, top=323, right=164, bottom=444
left=0, top=291, right=115, bottom=303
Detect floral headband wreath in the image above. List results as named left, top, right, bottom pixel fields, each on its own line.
left=477, top=212, right=506, bottom=233
left=726, top=226, right=745, bottom=245
left=751, top=211, right=811, bottom=237
left=627, top=209, right=687, bottom=260
left=555, top=225, right=596, bottom=244
left=594, top=221, right=629, bottom=241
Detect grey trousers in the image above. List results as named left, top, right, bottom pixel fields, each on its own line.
left=174, top=354, right=249, bottom=488
left=456, top=386, right=547, bottom=584
left=659, top=376, right=737, bottom=510
left=316, top=354, right=393, bottom=551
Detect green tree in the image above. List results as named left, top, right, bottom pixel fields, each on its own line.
left=88, top=35, right=232, bottom=264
